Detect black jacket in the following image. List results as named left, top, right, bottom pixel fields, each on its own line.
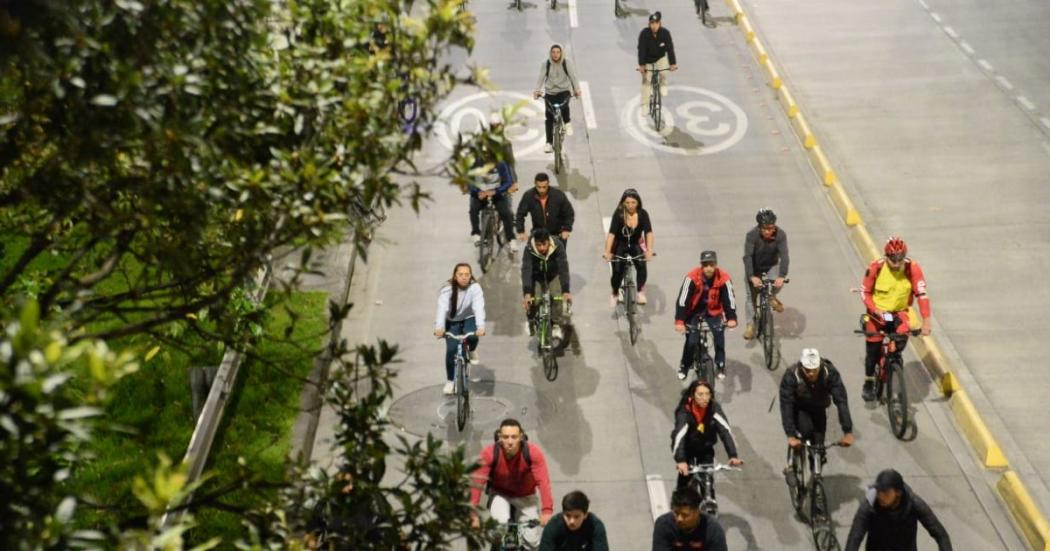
left=637, top=27, right=677, bottom=66
left=651, top=512, right=726, bottom=551
left=742, top=225, right=789, bottom=279
left=539, top=513, right=609, bottom=551
left=845, top=484, right=952, bottom=551
left=671, top=400, right=738, bottom=463
left=779, top=360, right=853, bottom=436
left=515, top=187, right=575, bottom=235
left=522, top=236, right=570, bottom=296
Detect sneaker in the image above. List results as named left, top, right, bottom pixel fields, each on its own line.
left=564, top=122, right=574, bottom=136
left=660, top=85, right=668, bottom=97
left=862, top=378, right=876, bottom=402
left=743, top=323, right=755, bottom=340
left=716, top=363, right=726, bottom=380
left=636, top=291, right=648, bottom=305
left=471, top=234, right=481, bottom=244
left=609, top=294, right=618, bottom=308
left=544, top=143, right=553, bottom=154
left=469, top=349, right=480, bottom=365
left=677, top=367, right=688, bottom=381
left=770, top=297, right=784, bottom=313
left=443, top=381, right=455, bottom=395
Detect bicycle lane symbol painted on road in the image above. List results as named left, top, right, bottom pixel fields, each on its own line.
left=434, top=91, right=548, bottom=157
left=621, top=86, right=748, bottom=155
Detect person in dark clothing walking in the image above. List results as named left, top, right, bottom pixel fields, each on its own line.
left=652, top=486, right=727, bottom=551
left=742, top=207, right=790, bottom=339
left=674, top=250, right=738, bottom=380
left=516, top=172, right=575, bottom=246
left=637, top=12, right=677, bottom=112
left=539, top=490, right=609, bottom=551
left=845, top=469, right=952, bottom=551
left=671, top=379, right=743, bottom=491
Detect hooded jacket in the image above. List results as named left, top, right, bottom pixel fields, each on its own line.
left=521, top=236, right=570, bottom=296
left=515, top=186, right=575, bottom=235
left=671, top=399, right=739, bottom=463
left=779, top=360, right=853, bottom=437
left=844, top=483, right=952, bottom=551
left=742, top=225, right=789, bottom=279
left=674, top=267, right=737, bottom=324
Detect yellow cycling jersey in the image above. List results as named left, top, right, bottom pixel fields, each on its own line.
left=873, top=263, right=912, bottom=312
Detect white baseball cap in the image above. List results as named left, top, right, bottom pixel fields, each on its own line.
left=800, top=348, right=821, bottom=370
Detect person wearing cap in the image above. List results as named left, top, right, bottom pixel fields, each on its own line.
left=534, top=44, right=581, bottom=154
left=742, top=207, right=789, bottom=340
left=488, top=111, right=519, bottom=193
left=674, top=251, right=737, bottom=381
left=637, top=12, right=678, bottom=114
left=779, top=348, right=854, bottom=480
left=845, top=469, right=952, bottom=551
left=859, top=236, right=932, bottom=402
left=515, top=172, right=575, bottom=246
left=521, top=228, right=572, bottom=342
left=603, top=189, right=655, bottom=307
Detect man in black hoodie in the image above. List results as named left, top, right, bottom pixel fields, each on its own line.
left=516, top=172, right=575, bottom=247
left=845, top=469, right=952, bottom=551
left=522, top=229, right=571, bottom=339
left=652, top=486, right=727, bottom=551
left=637, top=12, right=678, bottom=114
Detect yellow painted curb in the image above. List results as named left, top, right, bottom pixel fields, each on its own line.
left=776, top=85, right=799, bottom=118
left=950, top=390, right=1009, bottom=468
left=791, top=111, right=817, bottom=149
left=998, top=471, right=1050, bottom=551
left=809, top=145, right=838, bottom=186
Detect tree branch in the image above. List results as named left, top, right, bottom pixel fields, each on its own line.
left=0, top=231, right=50, bottom=295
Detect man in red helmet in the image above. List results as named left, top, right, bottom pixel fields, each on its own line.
left=859, top=237, right=931, bottom=401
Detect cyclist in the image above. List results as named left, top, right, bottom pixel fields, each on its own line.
left=859, top=236, right=931, bottom=401
left=533, top=44, right=581, bottom=154
left=603, top=189, right=654, bottom=307
left=434, top=263, right=486, bottom=395
left=652, top=486, right=728, bottom=551
left=674, top=251, right=738, bottom=380
left=671, top=379, right=744, bottom=490
left=742, top=208, right=789, bottom=340
left=515, top=172, right=575, bottom=247
left=522, top=228, right=572, bottom=341
left=470, top=419, right=555, bottom=549
left=539, top=491, right=609, bottom=551
left=489, top=112, right=519, bottom=194
left=779, top=348, right=854, bottom=485
left=469, top=159, right=518, bottom=254
left=845, top=469, right=952, bottom=551
left=637, top=12, right=678, bottom=114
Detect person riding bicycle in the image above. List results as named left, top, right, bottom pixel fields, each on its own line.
left=845, top=469, right=952, bottom=551
left=533, top=44, right=581, bottom=154
left=742, top=208, right=789, bottom=340
left=516, top=172, right=575, bottom=247
left=539, top=491, right=609, bottom=551
left=603, top=188, right=654, bottom=307
left=860, top=236, right=931, bottom=401
left=469, top=159, right=518, bottom=253
left=779, top=348, right=854, bottom=484
left=674, top=251, right=738, bottom=380
left=652, top=486, right=728, bottom=551
left=637, top=12, right=678, bottom=114
left=671, top=379, right=744, bottom=491
left=489, top=112, right=519, bottom=193
left=522, top=228, right=572, bottom=341
left=434, top=263, right=486, bottom=395
left=470, top=419, right=555, bottom=549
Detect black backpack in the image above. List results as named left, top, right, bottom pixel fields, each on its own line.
left=486, top=429, right=532, bottom=492
left=545, top=58, right=575, bottom=86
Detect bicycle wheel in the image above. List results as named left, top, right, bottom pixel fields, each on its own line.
left=478, top=214, right=493, bottom=272
left=652, top=90, right=662, bottom=131
left=787, top=452, right=805, bottom=513
left=761, top=301, right=776, bottom=370
left=810, top=477, right=830, bottom=526
left=886, top=360, right=909, bottom=439
left=623, top=280, right=639, bottom=345
left=553, top=125, right=563, bottom=174
left=456, top=358, right=469, bottom=431
left=813, top=525, right=842, bottom=551
left=543, top=351, right=558, bottom=381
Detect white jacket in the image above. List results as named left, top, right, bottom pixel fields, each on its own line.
left=435, top=283, right=486, bottom=330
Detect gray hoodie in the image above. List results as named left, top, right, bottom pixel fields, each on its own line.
left=535, top=57, right=579, bottom=96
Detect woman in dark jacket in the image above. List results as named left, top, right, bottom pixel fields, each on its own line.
left=602, top=188, right=655, bottom=307
left=670, top=379, right=744, bottom=490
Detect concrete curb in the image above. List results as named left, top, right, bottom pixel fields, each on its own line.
left=723, top=0, right=1049, bottom=546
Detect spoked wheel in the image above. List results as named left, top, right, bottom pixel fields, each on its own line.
left=761, top=303, right=777, bottom=370
left=886, top=360, right=909, bottom=439
left=651, top=92, right=663, bottom=131
left=623, top=283, right=639, bottom=345
left=553, top=127, right=564, bottom=174
left=787, top=455, right=805, bottom=514
left=542, top=351, right=558, bottom=381
left=809, top=478, right=830, bottom=526
left=813, top=525, right=842, bottom=551
left=478, top=216, right=493, bottom=272
left=628, top=316, right=640, bottom=346
left=456, top=362, right=469, bottom=431
left=696, top=355, right=715, bottom=384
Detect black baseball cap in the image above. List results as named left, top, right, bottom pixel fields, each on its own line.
left=700, top=250, right=717, bottom=264
left=649, top=11, right=661, bottom=22
left=874, top=469, right=904, bottom=492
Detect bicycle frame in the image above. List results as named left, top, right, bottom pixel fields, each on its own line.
left=686, top=463, right=740, bottom=516
left=611, top=253, right=647, bottom=345
left=477, top=199, right=504, bottom=272
left=445, top=332, right=474, bottom=431
left=546, top=98, right=570, bottom=174
left=645, top=64, right=672, bottom=130
left=684, top=320, right=719, bottom=382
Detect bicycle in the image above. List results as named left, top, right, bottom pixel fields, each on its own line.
left=533, top=278, right=566, bottom=381
left=644, top=63, right=672, bottom=131
left=609, top=253, right=649, bottom=346
left=855, top=315, right=921, bottom=439
left=546, top=97, right=570, bottom=174
left=786, top=440, right=844, bottom=551
left=493, top=516, right=541, bottom=550
left=754, top=276, right=790, bottom=371
left=685, top=462, right=740, bottom=517
left=684, top=320, right=724, bottom=383
left=445, top=332, right=475, bottom=431
left=477, top=199, right=506, bottom=273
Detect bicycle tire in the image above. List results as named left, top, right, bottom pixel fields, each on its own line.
left=543, top=352, right=558, bottom=381
left=553, top=125, right=563, bottom=174
left=886, top=360, right=909, bottom=439
left=653, top=90, right=663, bottom=131
left=478, top=212, right=493, bottom=271
left=456, top=358, right=469, bottom=431
left=810, top=477, right=830, bottom=526
left=624, top=277, right=639, bottom=345
left=761, top=301, right=776, bottom=370
left=813, top=525, right=842, bottom=551
left=787, top=452, right=805, bottom=513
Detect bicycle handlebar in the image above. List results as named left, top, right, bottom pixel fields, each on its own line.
left=802, top=440, right=846, bottom=452
left=853, top=329, right=922, bottom=338
left=686, top=463, right=742, bottom=475
left=502, top=519, right=542, bottom=528
left=606, top=253, right=655, bottom=262
left=684, top=320, right=725, bottom=332
left=444, top=332, right=476, bottom=341
left=762, top=277, right=790, bottom=284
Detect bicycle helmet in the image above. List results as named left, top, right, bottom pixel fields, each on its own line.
left=884, top=236, right=907, bottom=257
left=756, top=208, right=777, bottom=226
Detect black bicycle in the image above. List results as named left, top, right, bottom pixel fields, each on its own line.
left=477, top=199, right=506, bottom=273
left=610, top=253, right=649, bottom=345
left=855, top=315, right=920, bottom=439
left=786, top=440, right=844, bottom=551
left=685, top=462, right=740, bottom=517
left=644, top=63, right=672, bottom=131
left=445, top=332, right=475, bottom=431
left=533, top=278, right=565, bottom=381
left=684, top=320, right=720, bottom=383
left=754, top=276, right=789, bottom=370
left=546, top=97, right=570, bottom=174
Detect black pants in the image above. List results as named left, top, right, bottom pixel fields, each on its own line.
left=679, top=313, right=727, bottom=369
left=544, top=91, right=572, bottom=145
left=676, top=448, right=715, bottom=490
left=610, top=245, right=647, bottom=295
left=469, top=193, right=515, bottom=242
left=794, top=407, right=828, bottom=446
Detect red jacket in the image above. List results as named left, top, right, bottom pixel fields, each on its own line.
left=469, top=442, right=554, bottom=513
left=675, top=267, right=737, bottom=324
left=861, top=258, right=930, bottom=319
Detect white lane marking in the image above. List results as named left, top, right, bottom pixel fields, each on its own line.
left=646, top=475, right=670, bottom=521
left=995, top=76, right=1014, bottom=90
left=1017, top=96, right=1036, bottom=111
left=944, top=26, right=958, bottom=39
left=1041, top=117, right=1050, bottom=131
left=579, top=81, right=597, bottom=129
left=930, top=12, right=942, bottom=23
left=977, top=59, right=994, bottom=72
left=960, top=41, right=975, bottom=55
left=918, top=0, right=928, bottom=9
left=568, top=0, right=578, bottom=28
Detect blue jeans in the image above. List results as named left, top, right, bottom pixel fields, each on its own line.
left=445, top=317, right=478, bottom=381
left=680, top=313, right=726, bottom=369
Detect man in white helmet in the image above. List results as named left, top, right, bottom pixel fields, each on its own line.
left=779, top=348, right=854, bottom=469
